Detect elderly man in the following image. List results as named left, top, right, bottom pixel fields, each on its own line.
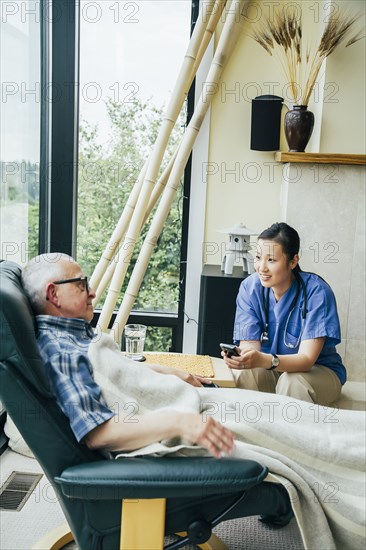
left=22, top=253, right=234, bottom=458
left=13, top=254, right=366, bottom=550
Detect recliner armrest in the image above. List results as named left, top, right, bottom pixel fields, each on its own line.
left=55, top=456, right=268, bottom=500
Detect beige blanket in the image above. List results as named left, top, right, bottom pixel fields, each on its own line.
left=90, top=334, right=366, bottom=550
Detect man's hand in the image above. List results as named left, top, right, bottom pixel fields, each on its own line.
left=149, top=363, right=214, bottom=387
left=170, top=370, right=215, bottom=387
left=178, top=413, right=234, bottom=458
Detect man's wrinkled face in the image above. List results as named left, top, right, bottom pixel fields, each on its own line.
left=46, top=259, right=95, bottom=322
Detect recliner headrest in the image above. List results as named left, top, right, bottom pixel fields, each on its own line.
left=0, top=261, right=51, bottom=396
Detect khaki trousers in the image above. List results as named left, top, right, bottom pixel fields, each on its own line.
left=233, top=365, right=342, bottom=406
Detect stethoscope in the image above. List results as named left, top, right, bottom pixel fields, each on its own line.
left=260, top=271, right=307, bottom=349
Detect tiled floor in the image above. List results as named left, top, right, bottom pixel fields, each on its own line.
left=0, top=450, right=67, bottom=550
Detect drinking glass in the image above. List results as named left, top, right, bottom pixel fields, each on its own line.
left=124, top=324, right=147, bottom=361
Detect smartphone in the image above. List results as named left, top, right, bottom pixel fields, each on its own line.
left=220, top=343, right=240, bottom=358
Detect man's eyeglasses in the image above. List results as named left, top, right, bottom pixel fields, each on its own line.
left=52, top=276, right=90, bottom=292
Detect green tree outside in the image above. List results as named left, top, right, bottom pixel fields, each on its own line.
left=77, top=98, right=186, bottom=350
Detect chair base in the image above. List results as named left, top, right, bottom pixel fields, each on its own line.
left=32, top=500, right=229, bottom=550
left=176, top=531, right=228, bottom=549
left=121, top=498, right=227, bottom=550
left=121, top=498, right=166, bottom=549
left=32, top=523, right=73, bottom=550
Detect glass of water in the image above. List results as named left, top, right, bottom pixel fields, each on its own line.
left=124, top=324, right=147, bottom=361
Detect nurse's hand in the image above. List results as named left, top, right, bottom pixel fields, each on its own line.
left=223, top=348, right=269, bottom=370
left=241, top=349, right=269, bottom=369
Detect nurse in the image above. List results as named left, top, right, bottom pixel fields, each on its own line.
left=223, top=222, right=345, bottom=405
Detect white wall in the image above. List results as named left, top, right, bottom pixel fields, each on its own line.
left=320, top=0, right=366, bottom=153
left=184, top=0, right=366, bottom=354
left=204, top=0, right=365, bottom=262
left=281, top=164, right=365, bottom=381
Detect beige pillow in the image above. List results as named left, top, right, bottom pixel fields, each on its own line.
left=4, top=416, right=34, bottom=458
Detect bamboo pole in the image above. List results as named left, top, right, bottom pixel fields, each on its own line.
left=93, top=258, right=117, bottom=307
left=145, top=0, right=229, bottom=215
left=97, top=0, right=221, bottom=332
left=89, top=159, right=148, bottom=293
left=141, top=147, right=178, bottom=226
left=111, top=0, right=250, bottom=343
left=91, top=0, right=227, bottom=297
left=94, top=151, right=177, bottom=304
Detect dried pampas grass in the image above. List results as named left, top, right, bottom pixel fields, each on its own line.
left=252, top=6, right=363, bottom=105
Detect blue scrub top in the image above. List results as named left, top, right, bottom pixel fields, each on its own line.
left=233, top=271, right=346, bottom=384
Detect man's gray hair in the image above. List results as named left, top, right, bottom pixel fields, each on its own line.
left=22, top=253, right=75, bottom=313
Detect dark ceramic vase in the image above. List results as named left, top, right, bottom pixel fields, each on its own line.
left=284, top=105, right=315, bottom=152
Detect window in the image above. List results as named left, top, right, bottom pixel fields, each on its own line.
left=0, top=1, right=195, bottom=352
left=77, top=1, right=194, bottom=349
left=0, top=0, right=40, bottom=265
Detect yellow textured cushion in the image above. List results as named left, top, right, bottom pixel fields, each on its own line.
left=144, top=353, right=214, bottom=378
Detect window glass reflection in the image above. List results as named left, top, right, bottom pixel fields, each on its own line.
left=77, top=0, right=191, bottom=316
left=0, top=0, right=40, bottom=265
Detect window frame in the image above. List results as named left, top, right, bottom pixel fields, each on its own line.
left=39, top=0, right=80, bottom=256
left=39, top=0, right=197, bottom=352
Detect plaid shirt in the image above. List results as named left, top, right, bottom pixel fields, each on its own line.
left=36, top=315, right=115, bottom=442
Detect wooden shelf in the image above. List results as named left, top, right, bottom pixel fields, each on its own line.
left=275, top=152, right=366, bottom=165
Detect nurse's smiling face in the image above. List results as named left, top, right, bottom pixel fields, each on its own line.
left=254, top=239, right=299, bottom=299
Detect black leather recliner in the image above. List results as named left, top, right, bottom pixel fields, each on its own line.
left=0, top=261, right=292, bottom=549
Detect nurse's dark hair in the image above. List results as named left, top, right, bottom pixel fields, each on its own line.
left=258, top=222, right=301, bottom=272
